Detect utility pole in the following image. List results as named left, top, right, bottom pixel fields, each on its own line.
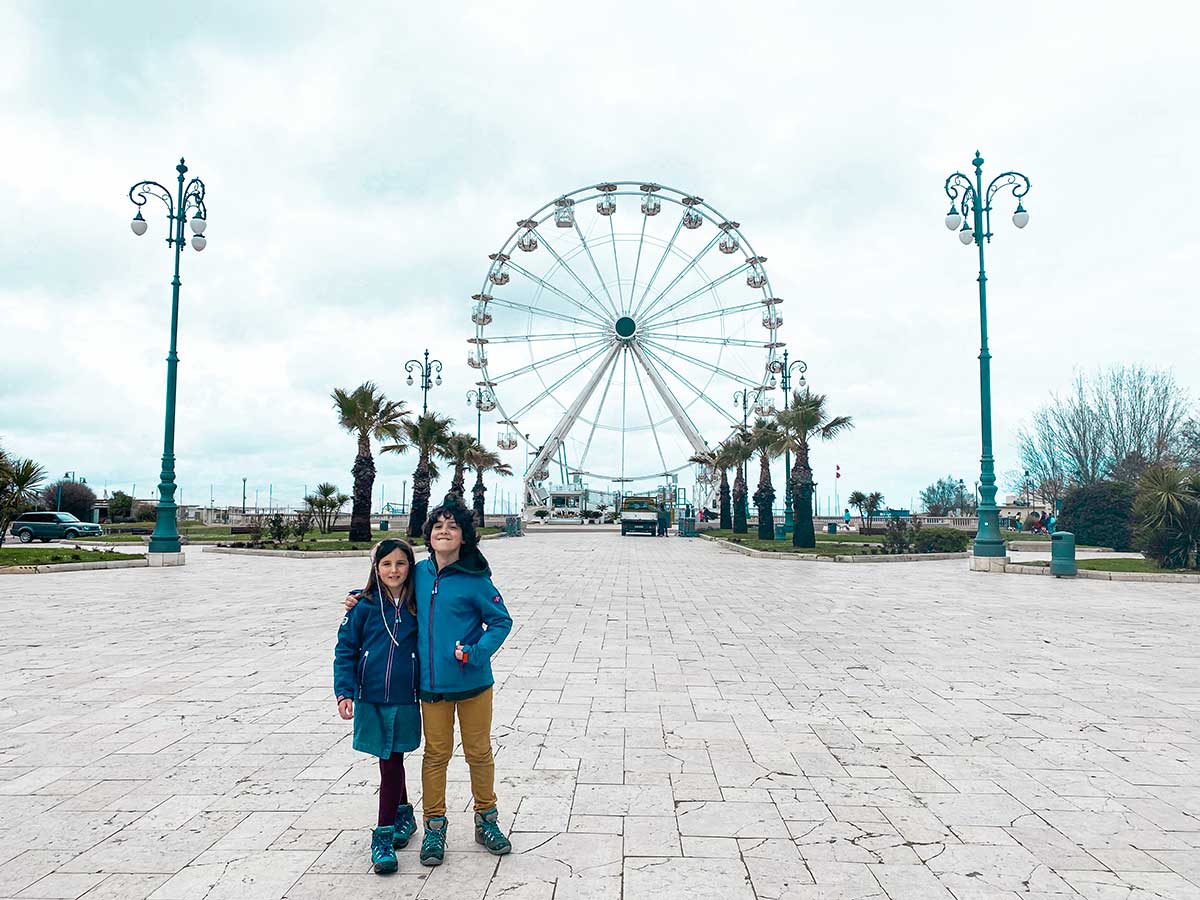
left=242, top=478, right=247, bottom=514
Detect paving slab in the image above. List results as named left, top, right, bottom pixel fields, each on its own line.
left=1, top=532, right=1198, bottom=898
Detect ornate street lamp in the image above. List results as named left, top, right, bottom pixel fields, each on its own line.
left=406, top=348, right=443, bottom=414
left=128, top=157, right=207, bottom=561
left=778, top=350, right=808, bottom=531
left=943, top=150, right=1031, bottom=560
left=466, top=388, right=496, bottom=441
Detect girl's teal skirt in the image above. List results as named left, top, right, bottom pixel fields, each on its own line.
left=353, top=701, right=422, bottom=757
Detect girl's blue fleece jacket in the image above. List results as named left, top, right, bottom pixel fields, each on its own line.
left=333, top=587, right=420, bottom=706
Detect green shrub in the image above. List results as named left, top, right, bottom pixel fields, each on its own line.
left=913, top=526, right=970, bottom=553
left=1057, top=481, right=1135, bottom=550
left=881, top=519, right=917, bottom=554
left=1134, top=466, right=1200, bottom=569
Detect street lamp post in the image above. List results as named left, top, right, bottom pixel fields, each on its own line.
left=406, top=348, right=443, bottom=415
left=465, top=388, right=496, bottom=442
left=942, top=150, right=1030, bottom=560
left=777, top=350, right=808, bottom=531
left=128, top=158, right=207, bottom=561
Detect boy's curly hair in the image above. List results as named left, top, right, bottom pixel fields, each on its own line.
left=422, top=493, right=479, bottom=552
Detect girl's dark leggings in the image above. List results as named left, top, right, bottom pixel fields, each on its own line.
left=378, top=752, right=408, bottom=826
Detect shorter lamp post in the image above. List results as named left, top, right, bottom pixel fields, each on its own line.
left=406, top=349, right=443, bottom=415
left=466, top=388, right=497, bottom=442
left=128, top=157, right=208, bottom=559
left=776, top=350, right=808, bottom=530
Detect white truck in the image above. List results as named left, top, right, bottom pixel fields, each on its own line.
left=620, top=496, right=659, bottom=536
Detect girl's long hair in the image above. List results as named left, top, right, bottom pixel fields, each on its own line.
left=362, top=538, right=417, bottom=614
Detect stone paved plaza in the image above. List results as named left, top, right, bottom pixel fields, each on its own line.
left=1, top=533, right=1199, bottom=899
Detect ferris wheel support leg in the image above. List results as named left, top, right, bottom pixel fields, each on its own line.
left=628, top=343, right=710, bottom=457
left=522, top=345, right=621, bottom=515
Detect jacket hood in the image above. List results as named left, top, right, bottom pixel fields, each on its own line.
left=429, top=545, right=491, bottom=578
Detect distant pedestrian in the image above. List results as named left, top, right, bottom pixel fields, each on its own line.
left=656, top=504, right=670, bottom=536
left=334, top=539, right=422, bottom=875
left=843, top=508, right=851, bottom=526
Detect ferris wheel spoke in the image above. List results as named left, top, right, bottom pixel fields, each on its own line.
left=648, top=333, right=768, bottom=348
left=630, top=218, right=685, bottom=320
left=629, top=352, right=670, bottom=475
left=639, top=343, right=741, bottom=426
left=608, top=215, right=623, bottom=315
left=636, top=229, right=725, bottom=322
left=489, top=337, right=610, bottom=385
left=641, top=262, right=753, bottom=327
left=531, top=227, right=618, bottom=321
left=641, top=337, right=761, bottom=389
left=646, top=299, right=764, bottom=331
left=486, top=296, right=606, bottom=330
left=576, top=349, right=622, bottom=472
left=620, top=350, right=628, bottom=483
left=508, top=343, right=614, bottom=421
left=573, top=220, right=620, bottom=317
left=628, top=343, right=708, bottom=455
left=486, top=330, right=608, bottom=343
left=626, top=213, right=648, bottom=314
left=504, top=260, right=610, bottom=326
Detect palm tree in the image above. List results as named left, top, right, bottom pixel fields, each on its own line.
left=304, top=482, right=350, bottom=534
left=0, top=448, right=46, bottom=549
left=398, top=412, right=453, bottom=537
left=469, top=446, right=514, bottom=526
left=727, top=431, right=754, bottom=534
left=444, top=432, right=483, bottom=501
left=331, top=383, right=411, bottom=543
left=847, top=490, right=868, bottom=529
left=774, top=388, right=854, bottom=547
left=750, top=417, right=781, bottom=540
left=714, top=442, right=736, bottom=529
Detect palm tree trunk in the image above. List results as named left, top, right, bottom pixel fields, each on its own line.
left=471, top=469, right=486, bottom=527
left=451, top=463, right=467, bottom=501
left=719, top=469, right=732, bottom=530
left=732, top=464, right=748, bottom=534
left=792, top=453, right=815, bottom=548
left=408, top=458, right=432, bottom=538
left=754, top=451, right=775, bottom=540
left=349, top=439, right=375, bottom=543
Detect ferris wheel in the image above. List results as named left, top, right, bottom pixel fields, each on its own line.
left=469, top=181, right=785, bottom=508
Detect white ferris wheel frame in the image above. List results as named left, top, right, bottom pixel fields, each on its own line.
left=470, top=181, right=786, bottom=508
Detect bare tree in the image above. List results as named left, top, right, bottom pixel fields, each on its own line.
left=1016, top=366, right=1194, bottom=490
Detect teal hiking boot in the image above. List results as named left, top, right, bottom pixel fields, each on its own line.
left=474, top=808, right=512, bottom=855
left=420, top=816, right=447, bottom=867
left=371, top=825, right=398, bottom=874
left=393, top=803, right=417, bottom=848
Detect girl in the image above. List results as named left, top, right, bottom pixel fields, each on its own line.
left=344, top=495, right=513, bottom=868
left=333, top=539, right=422, bottom=875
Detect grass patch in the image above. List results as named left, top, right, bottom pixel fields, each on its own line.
left=1079, top=557, right=1195, bottom=574
left=703, top=534, right=877, bottom=555
left=704, top=528, right=880, bottom=545
left=1002, top=530, right=1050, bottom=541
left=75, top=534, right=146, bottom=543
left=0, top=547, right=135, bottom=566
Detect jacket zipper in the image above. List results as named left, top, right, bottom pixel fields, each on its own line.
left=428, top=573, right=440, bottom=692
left=411, top=652, right=417, bottom=702
left=384, top=601, right=397, bottom=703
left=357, top=649, right=369, bottom=699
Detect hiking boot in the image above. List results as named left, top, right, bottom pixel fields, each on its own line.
left=393, top=803, right=417, bottom=848
left=420, top=816, right=447, bottom=867
left=474, top=808, right=512, bottom=855
left=371, top=825, right=398, bottom=874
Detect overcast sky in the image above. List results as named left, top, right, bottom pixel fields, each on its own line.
left=2, top=1, right=1196, bottom=515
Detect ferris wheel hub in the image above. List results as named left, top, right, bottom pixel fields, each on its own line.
left=614, top=316, right=637, bottom=341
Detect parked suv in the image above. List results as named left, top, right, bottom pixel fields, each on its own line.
left=9, top=512, right=103, bottom=542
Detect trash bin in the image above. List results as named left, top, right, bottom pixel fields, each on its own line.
left=774, top=523, right=787, bottom=540
left=504, top=515, right=523, bottom=538
left=379, top=519, right=389, bottom=532
left=1050, top=531, right=1076, bottom=577
left=827, top=523, right=837, bottom=535
left=678, top=516, right=697, bottom=537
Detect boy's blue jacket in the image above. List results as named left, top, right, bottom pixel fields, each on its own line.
left=415, top=547, right=512, bottom=695
left=333, top=586, right=420, bottom=706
